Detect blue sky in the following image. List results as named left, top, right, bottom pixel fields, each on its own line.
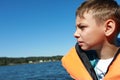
left=0, top=0, right=120, bottom=57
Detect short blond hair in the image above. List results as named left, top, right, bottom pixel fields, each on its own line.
left=76, top=0, right=120, bottom=35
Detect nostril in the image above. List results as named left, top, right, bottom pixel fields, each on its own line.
left=74, top=31, right=80, bottom=38
left=74, top=33, right=79, bottom=38
left=74, top=35, right=79, bottom=38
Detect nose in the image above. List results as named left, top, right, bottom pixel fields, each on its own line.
left=74, top=30, right=80, bottom=38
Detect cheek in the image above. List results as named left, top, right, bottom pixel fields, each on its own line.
left=81, top=30, right=93, bottom=40
left=82, top=29, right=105, bottom=44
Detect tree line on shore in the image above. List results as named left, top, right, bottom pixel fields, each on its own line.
left=0, top=55, right=63, bottom=66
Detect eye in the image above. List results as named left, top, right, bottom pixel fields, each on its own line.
left=78, top=25, right=86, bottom=30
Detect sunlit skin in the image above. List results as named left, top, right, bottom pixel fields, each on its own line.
left=74, top=12, right=119, bottom=59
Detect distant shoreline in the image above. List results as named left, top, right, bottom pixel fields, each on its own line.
left=0, top=55, right=63, bottom=66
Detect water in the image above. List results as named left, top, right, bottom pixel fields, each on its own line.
left=0, top=61, right=73, bottom=80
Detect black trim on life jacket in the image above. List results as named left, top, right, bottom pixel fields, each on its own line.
left=105, top=48, right=120, bottom=75
left=75, top=43, right=98, bottom=80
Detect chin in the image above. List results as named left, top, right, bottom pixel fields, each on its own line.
left=80, top=45, right=96, bottom=51
left=81, top=47, right=91, bottom=51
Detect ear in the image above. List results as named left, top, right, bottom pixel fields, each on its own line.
left=104, top=19, right=116, bottom=36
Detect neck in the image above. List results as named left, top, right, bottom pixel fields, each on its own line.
left=96, top=44, right=119, bottom=59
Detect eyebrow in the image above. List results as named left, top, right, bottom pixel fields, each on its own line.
left=76, top=23, right=84, bottom=27
left=77, top=23, right=81, bottom=27
left=76, top=23, right=88, bottom=28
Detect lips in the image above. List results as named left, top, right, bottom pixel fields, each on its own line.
left=78, top=41, right=84, bottom=46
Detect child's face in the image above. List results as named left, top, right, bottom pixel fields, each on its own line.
left=74, top=12, right=106, bottom=50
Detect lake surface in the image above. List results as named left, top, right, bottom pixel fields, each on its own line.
left=0, top=61, right=73, bottom=80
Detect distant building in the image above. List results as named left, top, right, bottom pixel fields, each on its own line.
left=39, top=60, right=43, bottom=62
left=28, top=61, right=33, bottom=63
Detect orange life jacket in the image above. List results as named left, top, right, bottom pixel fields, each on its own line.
left=61, top=44, right=120, bottom=80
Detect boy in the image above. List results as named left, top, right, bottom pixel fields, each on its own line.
left=62, top=0, right=120, bottom=80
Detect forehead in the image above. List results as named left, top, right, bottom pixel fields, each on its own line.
left=76, top=12, right=96, bottom=25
